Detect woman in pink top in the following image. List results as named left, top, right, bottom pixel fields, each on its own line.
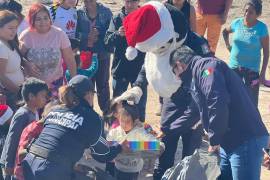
left=19, top=3, right=76, bottom=95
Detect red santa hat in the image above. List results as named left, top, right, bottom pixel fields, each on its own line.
left=123, top=1, right=175, bottom=60
left=0, top=105, right=13, bottom=125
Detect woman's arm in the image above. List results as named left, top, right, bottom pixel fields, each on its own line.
left=19, top=42, right=41, bottom=77
left=189, top=5, right=197, bottom=32
left=0, top=58, right=20, bottom=93
left=61, top=47, right=77, bottom=78
left=222, top=27, right=233, bottom=51
left=260, top=35, right=269, bottom=82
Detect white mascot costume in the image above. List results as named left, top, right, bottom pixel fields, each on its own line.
left=122, top=1, right=187, bottom=98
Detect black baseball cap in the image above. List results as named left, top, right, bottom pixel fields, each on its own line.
left=68, top=75, right=95, bottom=98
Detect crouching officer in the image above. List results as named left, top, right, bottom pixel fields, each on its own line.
left=22, top=75, right=128, bottom=180
left=169, top=46, right=269, bottom=180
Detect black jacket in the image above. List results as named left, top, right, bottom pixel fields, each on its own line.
left=173, top=57, right=269, bottom=152
left=104, top=7, right=145, bottom=81
left=32, top=101, right=121, bottom=165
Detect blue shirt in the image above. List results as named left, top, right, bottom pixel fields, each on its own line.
left=229, top=18, right=268, bottom=72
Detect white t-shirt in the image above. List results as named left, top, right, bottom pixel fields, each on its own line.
left=107, top=126, right=162, bottom=173
left=49, top=5, right=77, bottom=39
left=0, top=41, right=24, bottom=87
left=19, top=26, right=71, bottom=85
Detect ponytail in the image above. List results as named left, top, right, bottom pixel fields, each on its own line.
left=58, top=85, right=80, bottom=108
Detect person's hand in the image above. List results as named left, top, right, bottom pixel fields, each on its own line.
left=119, top=139, right=131, bottom=153
left=87, top=28, right=99, bottom=47
left=208, top=145, right=220, bottom=154
left=118, top=26, right=125, bottom=37
left=23, top=60, right=41, bottom=77
left=92, top=27, right=99, bottom=42
left=0, top=92, right=6, bottom=104
left=2, top=167, right=14, bottom=176
left=114, top=86, right=143, bottom=104
left=220, top=13, right=228, bottom=25
left=156, top=131, right=165, bottom=139
left=263, top=79, right=270, bottom=87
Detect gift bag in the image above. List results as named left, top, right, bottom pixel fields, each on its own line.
left=162, top=140, right=220, bottom=180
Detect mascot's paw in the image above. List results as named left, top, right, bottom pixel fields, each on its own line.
left=125, top=46, right=138, bottom=60
left=114, top=86, right=143, bottom=104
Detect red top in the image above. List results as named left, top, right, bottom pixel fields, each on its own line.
left=14, top=121, right=43, bottom=180
left=197, top=0, right=226, bottom=15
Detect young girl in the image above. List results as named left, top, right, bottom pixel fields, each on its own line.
left=223, top=0, right=269, bottom=106
left=107, top=101, right=164, bottom=180
left=49, top=0, right=78, bottom=41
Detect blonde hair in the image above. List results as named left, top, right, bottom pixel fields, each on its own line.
left=58, top=85, right=80, bottom=108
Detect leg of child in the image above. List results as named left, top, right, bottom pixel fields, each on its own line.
left=114, top=168, right=139, bottom=180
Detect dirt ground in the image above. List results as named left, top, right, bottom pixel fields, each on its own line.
left=20, top=0, right=270, bottom=179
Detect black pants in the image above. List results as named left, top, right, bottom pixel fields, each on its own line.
left=153, top=128, right=202, bottom=180
left=114, top=168, right=139, bottom=180
left=233, top=67, right=260, bottom=107
left=93, top=53, right=111, bottom=113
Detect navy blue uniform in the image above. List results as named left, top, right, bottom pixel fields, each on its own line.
left=133, top=28, right=211, bottom=180
left=22, top=101, right=121, bottom=180
left=171, top=56, right=268, bottom=151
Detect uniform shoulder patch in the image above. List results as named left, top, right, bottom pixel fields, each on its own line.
left=202, top=68, right=214, bottom=77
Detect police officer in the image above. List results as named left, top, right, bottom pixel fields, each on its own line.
left=22, top=75, right=128, bottom=180
left=169, top=46, right=269, bottom=180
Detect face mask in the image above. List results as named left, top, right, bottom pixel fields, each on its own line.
left=144, top=51, right=182, bottom=98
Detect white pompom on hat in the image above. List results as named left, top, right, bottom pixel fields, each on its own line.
left=123, top=1, right=175, bottom=60
left=0, top=105, right=13, bottom=125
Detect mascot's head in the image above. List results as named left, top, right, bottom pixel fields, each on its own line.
left=123, top=1, right=189, bottom=98
left=123, top=1, right=176, bottom=60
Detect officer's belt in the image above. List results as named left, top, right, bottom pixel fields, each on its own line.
left=29, top=144, right=72, bottom=165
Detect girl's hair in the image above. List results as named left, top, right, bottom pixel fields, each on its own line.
left=0, top=10, right=18, bottom=28
left=58, top=85, right=80, bottom=108
left=41, top=99, right=60, bottom=119
left=245, top=0, right=262, bottom=15
left=118, top=101, right=140, bottom=122
left=27, top=3, right=51, bottom=29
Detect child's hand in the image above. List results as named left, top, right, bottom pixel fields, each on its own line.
left=119, top=139, right=131, bottom=153
left=156, top=131, right=165, bottom=139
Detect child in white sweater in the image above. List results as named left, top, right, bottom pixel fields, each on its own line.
left=107, top=101, right=164, bottom=180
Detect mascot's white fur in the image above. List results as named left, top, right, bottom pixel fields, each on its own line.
left=122, top=1, right=186, bottom=98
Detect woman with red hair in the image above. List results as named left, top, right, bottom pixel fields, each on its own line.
left=19, top=3, right=76, bottom=95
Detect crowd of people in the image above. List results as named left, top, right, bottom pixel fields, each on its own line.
left=0, top=0, right=269, bottom=180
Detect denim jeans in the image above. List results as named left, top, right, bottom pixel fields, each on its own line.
left=218, top=135, right=269, bottom=180
left=112, top=77, right=147, bottom=122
